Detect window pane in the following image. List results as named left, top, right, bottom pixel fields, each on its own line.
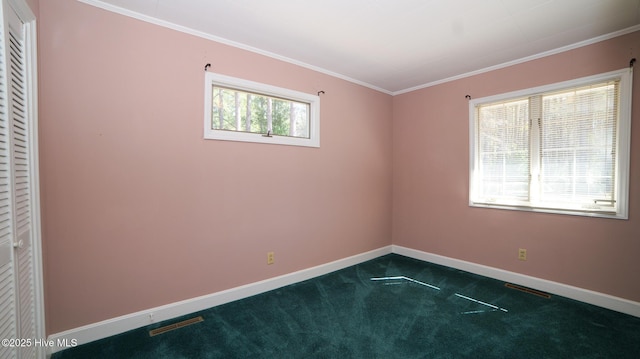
left=470, top=69, right=630, bottom=218
left=541, top=83, right=617, bottom=206
left=477, top=99, right=529, bottom=200
left=211, top=86, right=311, bottom=139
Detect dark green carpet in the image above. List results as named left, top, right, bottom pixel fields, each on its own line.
left=52, top=254, right=640, bottom=358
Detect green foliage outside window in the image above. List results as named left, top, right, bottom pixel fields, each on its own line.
left=211, top=86, right=310, bottom=139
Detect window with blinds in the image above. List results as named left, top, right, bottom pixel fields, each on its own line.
left=469, top=69, right=632, bottom=219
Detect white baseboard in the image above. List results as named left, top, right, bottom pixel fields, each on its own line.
left=48, top=244, right=640, bottom=355
left=392, top=245, right=640, bottom=318
left=47, top=246, right=393, bottom=355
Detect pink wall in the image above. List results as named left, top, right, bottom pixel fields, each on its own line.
left=38, top=1, right=392, bottom=334
left=38, top=0, right=640, bottom=338
left=393, top=31, right=640, bottom=303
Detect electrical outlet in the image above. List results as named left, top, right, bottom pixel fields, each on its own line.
left=267, top=252, right=275, bottom=265
left=518, top=248, right=527, bottom=261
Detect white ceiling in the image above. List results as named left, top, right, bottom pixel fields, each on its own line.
left=82, top=0, right=640, bottom=94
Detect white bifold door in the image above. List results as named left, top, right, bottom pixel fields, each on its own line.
left=0, top=0, right=43, bottom=358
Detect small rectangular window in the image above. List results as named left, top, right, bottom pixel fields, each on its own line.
left=204, top=72, right=320, bottom=147
left=469, top=69, right=632, bottom=219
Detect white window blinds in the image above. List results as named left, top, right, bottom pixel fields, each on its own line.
left=470, top=68, right=632, bottom=219
left=477, top=99, right=529, bottom=202
left=540, top=82, right=618, bottom=208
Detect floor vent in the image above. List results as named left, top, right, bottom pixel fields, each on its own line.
left=149, top=316, right=204, bottom=337
left=505, top=283, right=551, bottom=299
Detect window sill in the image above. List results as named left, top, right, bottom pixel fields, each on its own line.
left=204, top=130, right=319, bottom=147
left=469, top=201, right=626, bottom=220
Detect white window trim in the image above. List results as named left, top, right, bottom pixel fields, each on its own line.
left=204, top=72, right=320, bottom=148
left=469, top=68, right=633, bottom=220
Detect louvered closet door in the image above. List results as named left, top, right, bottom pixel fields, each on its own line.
left=0, top=2, right=37, bottom=358
left=0, top=3, right=18, bottom=358
left=8, top=5, right=36, bottom=358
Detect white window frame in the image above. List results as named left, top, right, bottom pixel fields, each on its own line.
left=204, top=72, right=320, bottom=148
left=469, top=68, right=633, bottom=219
